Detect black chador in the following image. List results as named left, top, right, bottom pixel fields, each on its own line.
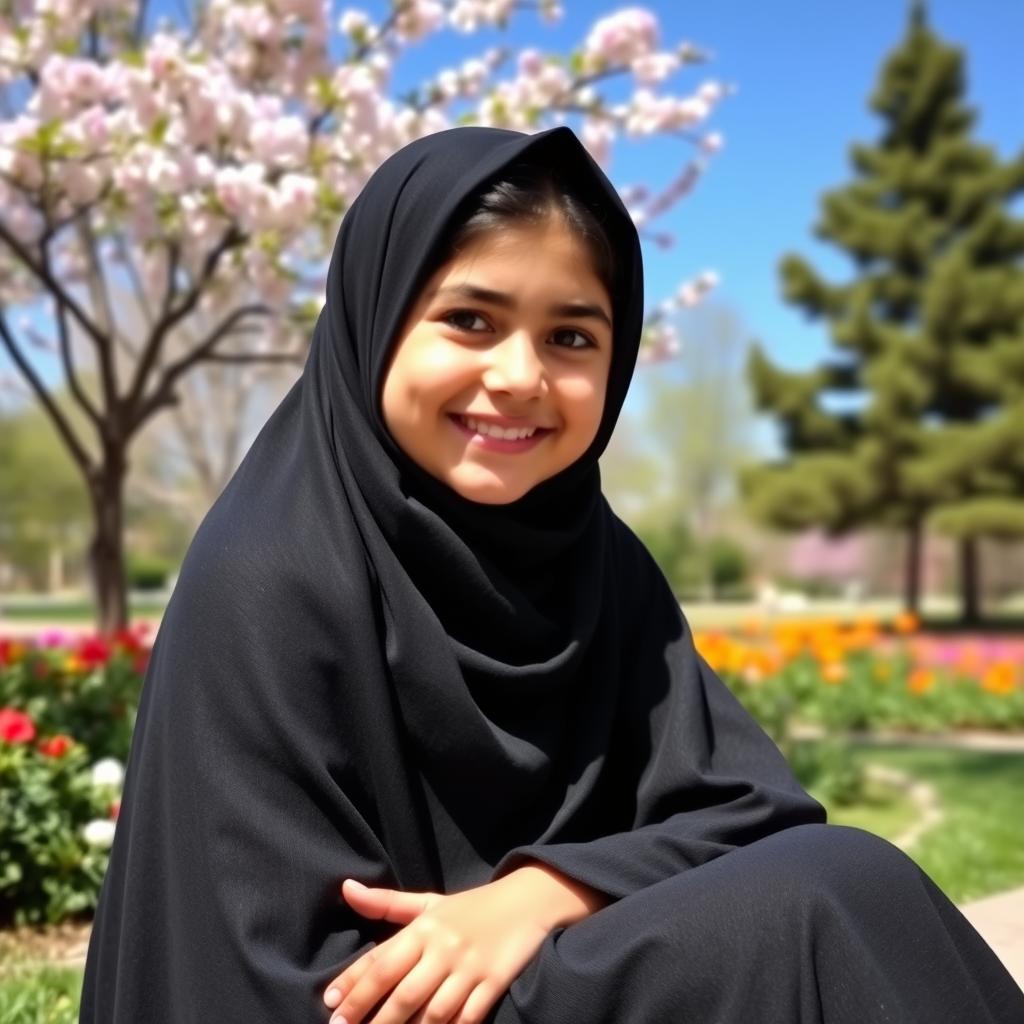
left=80, top=126, right=1024, bottom=1023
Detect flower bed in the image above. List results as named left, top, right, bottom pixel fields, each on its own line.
left=0, top=627, right=146, bottom=927
left=695, top=614, right=1024, bottom=735
left=1, top=615, right=1021, bottom=927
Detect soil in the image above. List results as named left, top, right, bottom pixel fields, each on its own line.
left=0, top=915, right=93, bottom=975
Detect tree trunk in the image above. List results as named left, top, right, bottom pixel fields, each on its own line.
left=904, top=521, right=922, bottom=615
left=87, top=448, right=129, bottom=635
left=959, top=536, right=981, bottom=625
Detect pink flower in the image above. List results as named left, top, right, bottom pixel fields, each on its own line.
left=37, top=629, right=70, bottom=649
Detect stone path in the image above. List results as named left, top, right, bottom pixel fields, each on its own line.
left=958, top=885, right=1024, bottom=991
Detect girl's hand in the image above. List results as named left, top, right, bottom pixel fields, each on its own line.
left=322, top=868, right=583, bottom=1024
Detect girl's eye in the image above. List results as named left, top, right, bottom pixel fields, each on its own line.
left=443, top=309, right=489, bottom=332
left=551, top=328, right=596, bottom=350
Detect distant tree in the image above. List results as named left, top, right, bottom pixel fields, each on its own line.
left=646, top=301, right=758, bottom=599
left=743, top=1, right=1024, bottom=622
left=0, top=396, right=91, bottom=590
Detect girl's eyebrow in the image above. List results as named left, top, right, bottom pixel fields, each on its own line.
left=429, top=283, right=612, bottom=330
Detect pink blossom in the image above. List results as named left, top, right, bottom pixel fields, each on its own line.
left=517, top=49, right=544, bottom=77
left=701, top=131, right=724, bottom=154
left=631, top=52, right=679, bottom=85
left=582, top=117, right=615, bottom=167
left=449, top=0, right=517, bottom=33
left=395, top=0, right=445, bottom=43
left=249, top=115, right=309, bottom=169
left=145, top=32, right=184, bottom=81
left=584, top=7, right=658, bottom=70
left=61, top=163, right=105, bottom=204
left=274, top=173, right=318, bottom=224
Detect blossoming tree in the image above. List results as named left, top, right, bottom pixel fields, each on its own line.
left=0, top=0, right=727, bottom=632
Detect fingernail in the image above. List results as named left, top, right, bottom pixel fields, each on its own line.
left=330, top=1016, right=349, bottom=1024
left=324, top=987, right=341, bottom=1007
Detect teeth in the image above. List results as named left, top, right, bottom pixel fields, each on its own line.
left=463, top=415, right=538, bottom=441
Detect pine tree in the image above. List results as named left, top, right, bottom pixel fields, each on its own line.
left=742, top=0, right=1024, bottom=621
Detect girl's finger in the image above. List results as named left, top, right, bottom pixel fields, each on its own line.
left=452, top=979, right=503, bottom=1024
left=363, top=955, right=458, bottom=1024
left=324, top=941, right=394, bottom=1011
left=331, top=936, right=423, bottom=1024
left=342, top=881, right=434, bottom=924
left=407, top=971, right=475, bottom=1024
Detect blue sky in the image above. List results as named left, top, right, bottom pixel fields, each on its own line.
left=363, top=0, right=1024, bottom=432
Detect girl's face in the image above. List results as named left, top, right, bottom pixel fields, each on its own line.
left=381, top=216, right=614, bottom=505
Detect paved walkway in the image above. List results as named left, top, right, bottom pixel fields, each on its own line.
left=958, top=885, right=1024, bottom=991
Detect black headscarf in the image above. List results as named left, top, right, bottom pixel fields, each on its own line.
left=80, top=125, right=825, bottom=1023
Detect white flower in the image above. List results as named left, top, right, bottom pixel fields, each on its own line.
left=90, top=757, right=125, bottom=789
left=83, top=819, right=117, bottom=849
left=338, top=9, right=371, bottom=36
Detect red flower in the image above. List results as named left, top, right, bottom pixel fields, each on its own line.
left=39, top=734, right=74, bottom=758
left=109, top=798, right=121, bottom=820
left=132, top=651, right=150, bottom=675
left=113, top=627, right=143, bottom=655
left=76, top=635, right=112, bottom=670
left=0, top=707, right=37, bottom=744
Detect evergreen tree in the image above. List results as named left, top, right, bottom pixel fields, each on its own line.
left=742, top=1, right=1024, bottom=621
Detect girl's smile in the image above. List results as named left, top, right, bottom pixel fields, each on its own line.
left=448, top=412, right=555, bottom=451
left=380, top=215, right=613, bottom=505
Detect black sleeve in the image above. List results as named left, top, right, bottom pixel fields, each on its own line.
left=488, top=590, right=827, bottom=900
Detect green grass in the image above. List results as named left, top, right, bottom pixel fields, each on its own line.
left=0, top=600, right=166, bottom=624
left=813, top=771, right=920, bottom=840
left=0, top=963, right=80, bottom=1023
left=821, top=743, right=1024, bottom=904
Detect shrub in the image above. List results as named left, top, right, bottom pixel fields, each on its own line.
left=125, top=553, right=172, bottom=592
left=0, top=632, right=145, bottom=763
left=0, top=714, right=122, bottom=927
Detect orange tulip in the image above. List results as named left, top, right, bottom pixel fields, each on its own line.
left=907, top=667, right=934, bottom=695
left=893, top=611, right=919, bottom=635
left=981, top=663, right=1016, bottom=697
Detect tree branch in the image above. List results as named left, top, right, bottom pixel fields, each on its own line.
left=0, top=309, right=94, bottom=475
left=72, top=215, right=121, bottom=409
left=124, top=227, right=243, bottom=418
left=129, top=303, right=272, bottom=429
left=200, top=351, right=304, bottom=365
left=0, top=218, right=108, bottom=349
left=134, top=0, right=151, bottom=46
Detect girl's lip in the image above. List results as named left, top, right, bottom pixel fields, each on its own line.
left=448, top=414, right=553, bottom=453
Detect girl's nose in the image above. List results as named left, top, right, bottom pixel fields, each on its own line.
left=481, top=331, right=545, bottom=397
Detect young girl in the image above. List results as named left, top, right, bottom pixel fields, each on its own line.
left=79, top=125, right=1024, bottom=1023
